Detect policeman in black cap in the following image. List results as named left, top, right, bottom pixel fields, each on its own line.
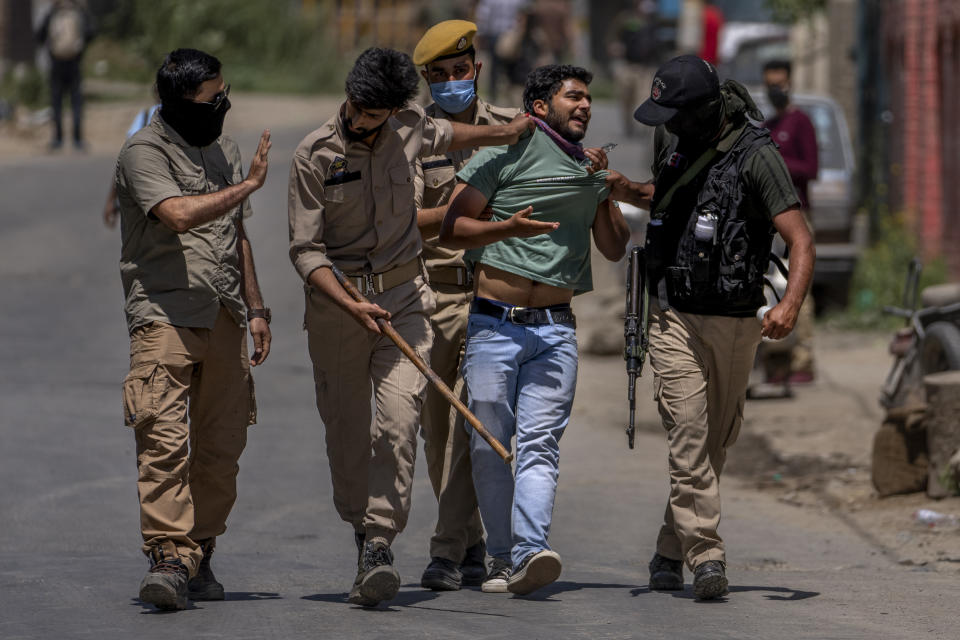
left=617, top=54, right=815, bottom=600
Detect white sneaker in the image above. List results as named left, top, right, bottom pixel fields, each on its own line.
left=507, top=550, right=562, bottom=595
left=481, top=557, right=512, bottom=593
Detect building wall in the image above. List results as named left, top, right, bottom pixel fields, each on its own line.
left=881, top=0, right=959, bottom=278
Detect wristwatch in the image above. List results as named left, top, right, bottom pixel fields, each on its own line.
left=247, top=308, right=271, bottom=324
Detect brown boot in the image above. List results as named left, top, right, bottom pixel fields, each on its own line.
left=139, top=548, right=189, bottom=611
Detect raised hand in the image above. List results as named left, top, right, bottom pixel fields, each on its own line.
left=505, top=114, right=535, bottom=144
left=245, top=129, right=272, bottom=189
left=582, top=147, right=609, bottom=173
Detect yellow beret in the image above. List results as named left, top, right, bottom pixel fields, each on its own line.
left=413, top=20, right=478, bottom=66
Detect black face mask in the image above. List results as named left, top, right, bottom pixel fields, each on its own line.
left=767, top=85, right=790, bottom=110
left=160, top=97, right=231, bottom=148
left=342, top=114, right=387, bottom=142
left=665, top=98, right=724, bottom=145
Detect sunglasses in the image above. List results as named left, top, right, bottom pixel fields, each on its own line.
left=195, top=84, right=231, bottom=110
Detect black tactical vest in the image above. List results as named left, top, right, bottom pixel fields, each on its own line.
left=646, top=124, right=776, bottom=316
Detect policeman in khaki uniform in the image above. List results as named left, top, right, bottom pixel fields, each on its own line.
left=116, top=48, right=272, bottom=611
left=287, top=47, right=532, bottom=607
left=411, top=20, right=520, bottom=592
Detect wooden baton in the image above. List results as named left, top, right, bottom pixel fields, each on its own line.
left=330, top=265, right=513, bottom=464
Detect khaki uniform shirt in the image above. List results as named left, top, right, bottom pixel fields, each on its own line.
left=416, top=99, right=519, bottom=271
left=288, top=103, right=454, bottom=280
left=116, top=114, right=251, bottom=333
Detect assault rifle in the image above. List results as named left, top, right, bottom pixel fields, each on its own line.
left=624, top=245, right=649, bottom=449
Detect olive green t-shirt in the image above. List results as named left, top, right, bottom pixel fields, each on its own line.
left=457, top=128, right=610, bottom=294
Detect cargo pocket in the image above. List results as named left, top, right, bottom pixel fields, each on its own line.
left=246, top=373, right=258, bottom=426
left=122, top=363, right=162, bottom=429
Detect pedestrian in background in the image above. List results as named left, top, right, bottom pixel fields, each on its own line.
left=631, top=55, right=814, bottom=599
left=472, top=0, right=527, bottom=101
left=36, top=0, right=95, bottom=151
left=116, top=48, right=272, bottom=611
left=698, top=0, right=724, bottom=65
left=411, top=20, right=520, bottom=593
left=760, top=58, right=819, bottom=385
left=607, top=0, right=660, bottom=138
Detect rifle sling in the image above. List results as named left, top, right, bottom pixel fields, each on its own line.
left=652, top=146, right=719, bottom=217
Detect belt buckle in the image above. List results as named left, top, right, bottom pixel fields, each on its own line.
left=363, top=273, right=377, bottom=295
left=508, top=306, right=527, bottom=324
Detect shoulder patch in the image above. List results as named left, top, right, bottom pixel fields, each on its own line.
left=330, top=156, right=348, bottom=177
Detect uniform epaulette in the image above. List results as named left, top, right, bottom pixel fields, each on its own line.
left=485, top=103, right=522, bottom=122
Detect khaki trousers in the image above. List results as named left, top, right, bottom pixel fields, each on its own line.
left=305, top=276, right=435, bottom=544
left=124, top=306, right=255, bottom=575
left=648, top=302, right=761, bottom=570
left=419, top=284, right=484, bottom=562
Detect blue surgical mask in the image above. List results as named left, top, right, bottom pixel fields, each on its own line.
left=430, top=79, right=476, bottom=114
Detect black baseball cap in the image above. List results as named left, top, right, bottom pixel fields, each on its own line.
left=634, top=55, right=721, bottom=125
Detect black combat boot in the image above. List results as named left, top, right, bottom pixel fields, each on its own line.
left=693, top=560, right=728, bottom=600
left=187, top=538, right=224, bottom=601
left=459, top=540, right=488, bottom=587
left=348, top=540, right=401, bottom=606
left=139, top=550, right=189, bottom=611
left=648, top=552, right=684, bottom=591
left=421, top=557, right=462, bottom=591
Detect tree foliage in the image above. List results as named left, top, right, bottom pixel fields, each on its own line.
left=764, top=0, right=827, bottom=23
left=100, top=0, right=344, bottom=93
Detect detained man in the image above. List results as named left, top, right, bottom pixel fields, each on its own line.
left=440, top=64, right=630, bottom=595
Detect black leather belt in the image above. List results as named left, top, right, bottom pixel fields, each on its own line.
left=471, top=298, right=576, bottom=326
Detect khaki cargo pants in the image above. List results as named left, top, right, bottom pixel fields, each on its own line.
left=123, top=306, right=255, bottom=575
left=305, top=276, right=434, bottom=545
left=419, top=283, right=484, bottom=562
left=648, top=302, right=761, bottom=570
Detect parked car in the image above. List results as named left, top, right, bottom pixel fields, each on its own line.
left=752, top=91, right=863, bottom=311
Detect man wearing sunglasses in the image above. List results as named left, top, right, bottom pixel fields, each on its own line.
left=115, top=48, right=272, bottom=611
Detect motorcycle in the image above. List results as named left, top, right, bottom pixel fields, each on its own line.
left=880, top=258, right=960, bottom=409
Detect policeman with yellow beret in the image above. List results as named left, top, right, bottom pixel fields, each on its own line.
left=412, top=20, right=521, bottom=594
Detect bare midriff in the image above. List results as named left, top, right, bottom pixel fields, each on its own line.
left=473, top=263, right=574, bottom=307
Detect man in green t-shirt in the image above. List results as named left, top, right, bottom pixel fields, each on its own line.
left=439, top=64, right=630, bottom=595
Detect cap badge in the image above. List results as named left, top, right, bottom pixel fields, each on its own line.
left=457, top=36, right=467, bottom=50
left=652, top=77, right=665, bottom=101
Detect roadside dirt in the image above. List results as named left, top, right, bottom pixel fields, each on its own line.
left=727, top=328, right=960, bottom=573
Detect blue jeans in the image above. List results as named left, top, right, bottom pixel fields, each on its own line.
left=462, top=303, right=579, bottom=567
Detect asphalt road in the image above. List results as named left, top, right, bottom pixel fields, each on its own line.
left=0, top=103, right=954, bottom=639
